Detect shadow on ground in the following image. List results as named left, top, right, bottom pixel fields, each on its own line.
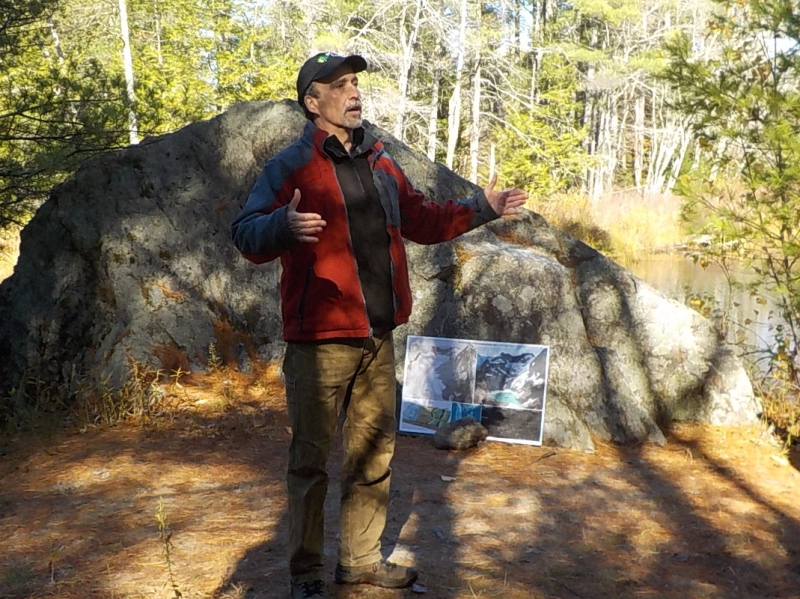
left=1, top=373, right=799, bottom=599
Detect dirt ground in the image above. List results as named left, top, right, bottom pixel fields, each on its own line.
left=1, top=366, right=800, bottom=599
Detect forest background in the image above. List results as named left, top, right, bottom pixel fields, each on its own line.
left=2, top=0, right=704, bottom=254
left=1, top=0, right=799, bottom=440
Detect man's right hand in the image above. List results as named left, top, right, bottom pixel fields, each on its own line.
left=286, top=189, right=326, bottom=243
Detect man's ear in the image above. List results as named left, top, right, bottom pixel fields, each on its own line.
left=304, top=95, right=320, bottom=117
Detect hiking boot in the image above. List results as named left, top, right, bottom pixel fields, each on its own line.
left=335, top=559, right=418, bottom=588
left=290, top=578, right=327, bottom=598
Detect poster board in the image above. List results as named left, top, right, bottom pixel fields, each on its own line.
left=400, top=335, right=549, bottom=445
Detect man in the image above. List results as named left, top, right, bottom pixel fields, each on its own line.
left=231, top=51, right=528, bottom=599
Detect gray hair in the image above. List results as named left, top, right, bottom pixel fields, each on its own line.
left=302, top=82, right=320, bottom=121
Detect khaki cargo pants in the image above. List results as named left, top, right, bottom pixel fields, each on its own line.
left=282, top=332, right=397, bottom=582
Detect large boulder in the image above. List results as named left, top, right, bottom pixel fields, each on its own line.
left=0, top=100, right=761, bottom=450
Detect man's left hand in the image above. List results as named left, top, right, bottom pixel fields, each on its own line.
left=483, top=174, right=528, bottom=217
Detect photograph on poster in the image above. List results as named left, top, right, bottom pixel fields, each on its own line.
left=451, top=402, right=482, bottom=422
left=401, top=335, right=549, bottom=445
left=400, top=399, right=453, bottom=434
left=403, top=336, right=476, bottom=403
left=474, top=343, right=548, bottom=410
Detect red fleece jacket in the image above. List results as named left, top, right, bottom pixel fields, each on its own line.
left=231, top=122, right=497, bottom=341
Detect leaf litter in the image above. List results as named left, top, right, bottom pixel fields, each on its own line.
left=0, top=365, right=799, bottom=598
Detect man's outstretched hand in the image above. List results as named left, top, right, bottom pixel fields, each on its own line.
left=483, top=174, right=528, bottom=217
left=286, top=189, right=327, bottom=243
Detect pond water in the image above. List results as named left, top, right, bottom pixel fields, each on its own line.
left=624, top=256, right=787, bottom=370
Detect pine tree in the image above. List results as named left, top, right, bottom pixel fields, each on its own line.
left=0, top=0, right=131, bottom=227
left=663, top=0, right=800, bottom=382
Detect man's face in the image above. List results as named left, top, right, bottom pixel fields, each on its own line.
left=304, top=64, right=363, bottom=136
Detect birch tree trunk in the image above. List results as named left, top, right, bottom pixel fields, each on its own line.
left=301, top=1, right=318, bottom=53
left=589, top=91, right=621, bottom=201
left=594, top=99, right=609, bottom=200
left=531, top=0, right=542, bottom=43
left=665, top=124, right=691, bottom=195
left=633, top=92, right=645, bottom=189
left=613, top=95, right=625, bottom=189
left=118, top=0, right=139, bottom=145
left=645, top=90, right=684, bottom=195
left=582, top=17, right=598, bottom=198
left=46, top=18, right=78, bottom=121
left=445, top=0, right=468, bottom=170
left=469, top=55, right=481, bottom=183
left=645, top=87, right=658, bottom=188
left=393, top=0, right=423, bottom=141
left=645, top=88, right=686, bottom=194
left=48, top=19, right=65, bottom=62
left=584, top=89, right=599, bottom=199
left=647, top=124, right=675, bottom=193
left=427, top=69, right=440, bottom=161
left=153, top=0, right=163, bottom=67
left=529, top=49, right=539, bottom=107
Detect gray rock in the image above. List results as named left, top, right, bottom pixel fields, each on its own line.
left=432, top=417, right=489, bottom=450
left=0, top=100, right=761, bottom=450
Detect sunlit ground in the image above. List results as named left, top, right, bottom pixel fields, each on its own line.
left=1, top=368, right=799, bottom=599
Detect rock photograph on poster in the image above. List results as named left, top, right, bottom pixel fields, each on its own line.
left=401, top=335, right=549, bottom=445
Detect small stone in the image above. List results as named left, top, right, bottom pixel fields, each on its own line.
left=433, top=417, right=488, bottom=450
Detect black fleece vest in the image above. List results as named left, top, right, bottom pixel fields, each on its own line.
left=323, top=132, right=394, bottom=335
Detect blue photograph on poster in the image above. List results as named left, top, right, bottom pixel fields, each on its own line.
left=474, top=344, right=547, bottom=410
left=451, top=402, right=482, bottom=422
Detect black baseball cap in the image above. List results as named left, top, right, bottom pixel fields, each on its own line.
left=296, top=52, right=367, bottom=105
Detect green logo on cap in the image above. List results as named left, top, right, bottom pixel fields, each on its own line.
left=317, top=54, right=329, bottom=63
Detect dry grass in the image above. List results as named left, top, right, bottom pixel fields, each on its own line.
left=1, top=366, right=799, bottom=599
left=529, top=191, right=685, bottom=262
